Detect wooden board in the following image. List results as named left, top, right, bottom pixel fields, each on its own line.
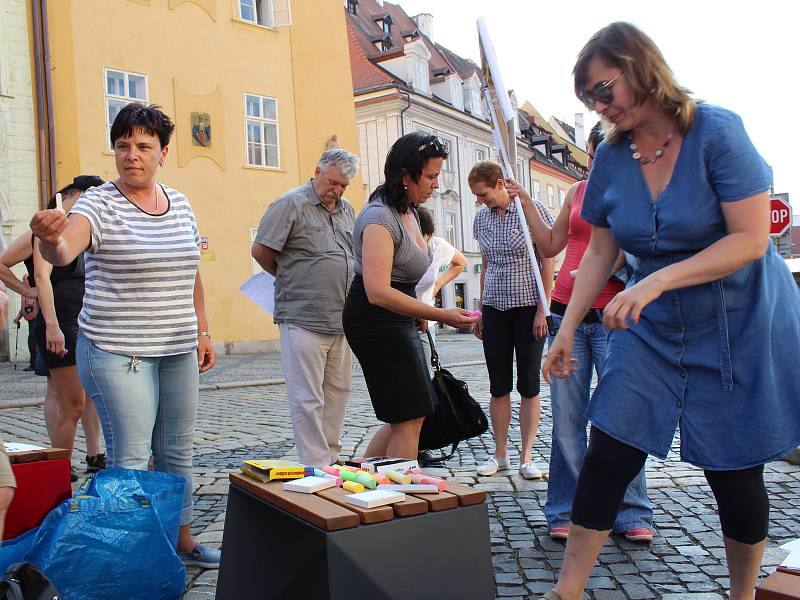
left=756, top=570, right=800, bottom=599
left=315, top=486, right=395, bottom=525
left=390, top=493, right=429, bottom=518
left=442, top=481, right=486, bottom=506
left=7, top=448, right=69, bottom=464
left=409, top=490, right=458, bottom=511
left=229, top=473, right=359, bottom=532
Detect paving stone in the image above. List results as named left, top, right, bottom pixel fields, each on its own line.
left=1, top=335, right=798, bottom=599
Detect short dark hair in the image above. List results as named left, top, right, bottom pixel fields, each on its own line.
left=368, top=132, right=448, bottom=213
left=587, top=122, right=604, bottom=152
left=47, top=175, right=105, bottom=209
left=417, top=206, right=435, bottom=238
left=110, top=102, right=175, bottom=148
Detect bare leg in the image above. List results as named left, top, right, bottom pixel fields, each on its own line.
left=518, top=394, right=541, bottom=464
left=365, top=424, right=392, bottom=458
left=177, top=524, right=199, bottom=552
left=80, top=394, right=103, bottom=457
left=49, top=366, right=85, bottom=457
left=385, top=418, right=425, bottom=459
left=488, top=394, right=512, bottom=458
left=553, top=523, right=610, bottom=599
left=725, top=536, right=765, bottom=600
left=43, top=377, right=59, bottom=442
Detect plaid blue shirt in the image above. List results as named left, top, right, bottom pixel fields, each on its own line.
left=473, top=200, right=553, bottom=310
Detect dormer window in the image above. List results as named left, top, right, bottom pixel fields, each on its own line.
left=346, top=0, right=357, bottom=15
left=450, top=76, right=463, bottom=111
left=381, top=19, right=391, bottom=33
left=414, top=60, right=430, bottom=94
left=374, top=39, right=391, bottom=52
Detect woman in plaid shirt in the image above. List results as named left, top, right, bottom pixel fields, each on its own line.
left=470, top=161, right=555, bottom=479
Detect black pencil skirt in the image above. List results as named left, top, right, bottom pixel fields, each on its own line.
left=343, top=275, right=437, bottom=424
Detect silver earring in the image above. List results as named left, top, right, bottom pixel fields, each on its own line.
left=403, top=185, right=408, bottom=190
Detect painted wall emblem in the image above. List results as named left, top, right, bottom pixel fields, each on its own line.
left=191, top=112, right=212, bottom=147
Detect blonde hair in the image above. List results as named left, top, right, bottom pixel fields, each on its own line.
left=468, top=161, right=504, bottom=188
left=573, top=22, right=696, bottom=143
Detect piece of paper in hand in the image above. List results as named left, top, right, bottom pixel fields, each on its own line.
left=55, top=192, right=63, bottom=211
left=239, top=272, right=276, bottom=314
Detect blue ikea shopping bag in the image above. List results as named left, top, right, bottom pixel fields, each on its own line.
left=0, top=467, right=187, bottom=600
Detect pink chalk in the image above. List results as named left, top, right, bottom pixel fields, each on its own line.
left=322, top=465, right=340, bottom=476
left=409, top=473, right=447, bottom=491
left=468, top=310, right=482, bottom=318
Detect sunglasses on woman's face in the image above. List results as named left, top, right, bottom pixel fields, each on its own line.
left=579, top=72, right=623, bottom=111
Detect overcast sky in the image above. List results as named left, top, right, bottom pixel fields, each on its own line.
left=395, top=0, right=798, bottom=212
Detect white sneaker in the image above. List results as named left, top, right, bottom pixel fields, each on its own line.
left=519, top=462, right=543, bottom=479
left=477, top=455, right=509, bottom=476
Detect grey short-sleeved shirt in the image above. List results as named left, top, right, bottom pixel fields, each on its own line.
left=353, top=198, right=431, bottom=285
left=254, top=180, right=355, bottom=335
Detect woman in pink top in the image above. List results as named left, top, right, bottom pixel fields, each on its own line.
left=510, top=124, right=652, bottom=542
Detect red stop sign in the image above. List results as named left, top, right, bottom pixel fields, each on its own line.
left=770, top=197, right=792, bottom=236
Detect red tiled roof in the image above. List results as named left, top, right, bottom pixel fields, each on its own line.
left=346, top=0, right=480, bottom=93
left=346, top=18, right=399, bottom=91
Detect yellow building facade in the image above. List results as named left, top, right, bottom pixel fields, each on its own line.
left=44, top=0, right=363, bottom=351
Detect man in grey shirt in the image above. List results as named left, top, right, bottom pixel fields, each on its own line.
left=251, top=149, right=359, bottom=467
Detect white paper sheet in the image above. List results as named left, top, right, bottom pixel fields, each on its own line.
left=239, top=272, right=276, bottom=314
left=3, top=443, right=46, bottom=452
left=780, top=551, right=800, bottom=571
left=780, top=538, right=800, bottom=553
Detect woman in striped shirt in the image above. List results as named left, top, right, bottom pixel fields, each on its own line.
left=30, top=103, right=219, bottom=569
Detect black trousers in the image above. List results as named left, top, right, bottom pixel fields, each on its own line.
left=572, top=427, right=769, bottom=544
left=481, top=305, right=546, bottom=398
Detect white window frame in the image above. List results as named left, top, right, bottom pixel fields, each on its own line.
left=104, top=68, right=149, bottom=151
left=440, top=135, right=455, bottom=174
left=449, top=76, right=463, bottom=111
left=559, top=188, right=566, bottom=208
left=0, top=8, right=9, bottom=96
left=414, top=60, right=430, bottom=94
left=444, top=211, right=457, bottom=247
left=474, top=148, right=486, bottom=165
left=533, top=180, right=541, bottom=204
left=238, top=0, right=292, bottom=28
left=244, top=93, right=280, bottom=169
left=547, top=184, right=555, bottom=209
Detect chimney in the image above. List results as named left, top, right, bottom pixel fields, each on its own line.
left=412, top=13, right=433, bottom=41
left=574, top=113, right=586, bottom=151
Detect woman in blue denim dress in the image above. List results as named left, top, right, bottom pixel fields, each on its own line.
left=539, top=22, right=800, bottom=600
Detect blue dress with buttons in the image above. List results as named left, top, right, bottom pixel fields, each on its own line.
left=581, top=103, right=800, bottom=470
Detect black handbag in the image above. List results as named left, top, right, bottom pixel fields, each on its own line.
left=0, top=562, right=61, bottom=600
left=418, top=330, right=489, bottom=461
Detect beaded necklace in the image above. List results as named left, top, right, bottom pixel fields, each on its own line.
left=628, top=130, right=676, bottom=165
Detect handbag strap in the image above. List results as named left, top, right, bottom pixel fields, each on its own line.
left=425, top=328, right=441, bottom=371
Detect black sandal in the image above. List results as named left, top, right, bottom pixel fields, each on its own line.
left=86, top=453, right=107, bottom=473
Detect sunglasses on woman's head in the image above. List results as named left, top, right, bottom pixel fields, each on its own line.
left=418, top=137, right=446, bottom=153
left=579, top=72, right=623, bottom=111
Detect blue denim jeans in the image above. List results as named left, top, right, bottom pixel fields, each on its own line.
left=76, top=333, right=198, bottom=525
left=545, top=313, right=652, bottom=532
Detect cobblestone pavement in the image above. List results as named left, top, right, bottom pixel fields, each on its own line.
left=0, top=334, right=798, bottom=599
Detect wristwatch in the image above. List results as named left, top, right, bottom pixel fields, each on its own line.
left=198, top=331, right=211, bottom=339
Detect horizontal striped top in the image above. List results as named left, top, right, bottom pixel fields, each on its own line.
left=70, top=181, right=201, bottom=357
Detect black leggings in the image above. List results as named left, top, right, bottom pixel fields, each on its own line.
left=572, top=427, right=769, bottom=545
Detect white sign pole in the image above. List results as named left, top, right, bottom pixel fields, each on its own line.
left=478, top=18, right=554, bottom=334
